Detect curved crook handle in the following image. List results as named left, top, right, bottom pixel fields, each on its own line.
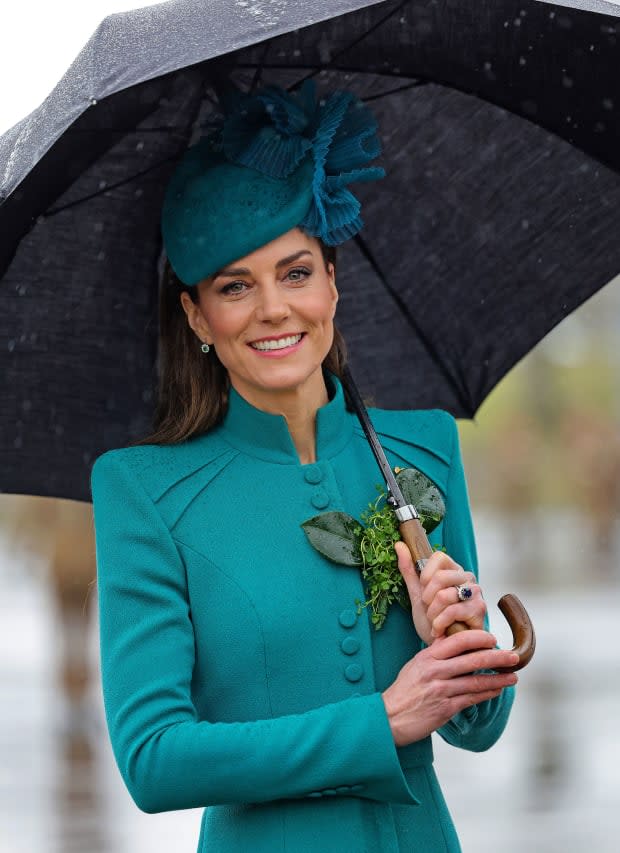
left=399, top=518, right=535, bottom=671
left=447, top=593, right=536, bottom=671
left=494, top=593, right=536, bottom=672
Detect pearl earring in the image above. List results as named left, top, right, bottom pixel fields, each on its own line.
left=201, top=342, right=210, bottom=354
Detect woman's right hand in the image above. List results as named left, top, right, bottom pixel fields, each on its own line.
left=381, top=630, right=518, bottom=747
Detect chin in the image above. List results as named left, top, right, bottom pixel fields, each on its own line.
left=235, top=360, right=327, bottom=399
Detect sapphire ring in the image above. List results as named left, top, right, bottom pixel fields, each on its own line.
left=456, top=584, right=473, bottom=602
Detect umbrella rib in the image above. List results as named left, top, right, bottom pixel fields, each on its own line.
left=45, top=156, right=177, bottom=217
left=352, top=232, right=475, bottom=417
left=67, top=126, right=189, bottom=134
left=236, top=62, right=427, bottom=84
left=362, top=80, right=429, bottom=103
left=293, top=0, right=411, bottom=87
left=249, top=42, right=272, bottom=93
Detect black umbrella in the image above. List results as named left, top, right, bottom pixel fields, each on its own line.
left=2, top=0, right=620, bottom=501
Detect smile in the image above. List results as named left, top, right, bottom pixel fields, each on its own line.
left=249, top=334, right=304, bottom=351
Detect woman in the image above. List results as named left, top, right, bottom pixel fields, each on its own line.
left=91, top=83, right=518, bottom=852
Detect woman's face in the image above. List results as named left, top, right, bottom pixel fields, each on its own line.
left=180, top=228, right=338, bottom=410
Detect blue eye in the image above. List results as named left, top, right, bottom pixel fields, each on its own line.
left=287, top=267, right=311, bottom=282
left=220, top=281, right=247, bottom=295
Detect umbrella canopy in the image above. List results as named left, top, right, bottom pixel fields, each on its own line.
left=2, top=0, right=620, bottom=501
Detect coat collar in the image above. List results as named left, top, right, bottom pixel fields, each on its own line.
left=218, top=374, right=354, bottom=464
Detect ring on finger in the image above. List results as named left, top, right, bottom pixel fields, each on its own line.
left=456, top=583, right=473, bottom=602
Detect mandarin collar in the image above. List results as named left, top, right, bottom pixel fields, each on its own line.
left=218, top=375, right=354, bottom=464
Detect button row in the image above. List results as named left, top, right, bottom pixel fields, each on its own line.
left=338, top=609, right=363, bottom=682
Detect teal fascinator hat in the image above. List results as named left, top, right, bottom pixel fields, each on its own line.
left=161, top=81, right=385, bottom=286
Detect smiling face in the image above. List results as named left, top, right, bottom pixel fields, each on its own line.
left=179, top=228, right=338, bottom=412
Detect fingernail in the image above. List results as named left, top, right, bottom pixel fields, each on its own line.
left=510, top=653, right=519, bottom=664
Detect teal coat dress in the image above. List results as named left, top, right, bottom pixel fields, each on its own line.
left=91, top=376, right=514, bottom=853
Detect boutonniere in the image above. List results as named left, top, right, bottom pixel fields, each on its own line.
left=301, top=467, right=446, bottom=629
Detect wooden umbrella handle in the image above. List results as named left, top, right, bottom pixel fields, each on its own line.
left=398, top=518, right=535, bottom=672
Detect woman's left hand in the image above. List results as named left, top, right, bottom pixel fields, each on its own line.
left=394, top=541, right=487, bottom=645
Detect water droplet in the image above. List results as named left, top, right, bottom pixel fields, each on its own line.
left=562, top=75, right=574, bottom=89
left=90, top=97, right=98, bottom=106
left=521, top=219, right=530, bottom=230
left=519, top=56, right=526, bottom=66
left=97, top=251, right=106, bottom=261
left=7, top=339, right=15, bottom=352
left=98, top=180, right=107, bottom=190
left=602, top=98, right=614, bottom=111
left=135, top=141, right=144, bottom=151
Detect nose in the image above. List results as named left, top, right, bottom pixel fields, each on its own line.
left=255, top=280, right=291, bottom=324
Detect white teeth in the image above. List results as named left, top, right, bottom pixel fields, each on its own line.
left=250, top=334, right=302, bottom=351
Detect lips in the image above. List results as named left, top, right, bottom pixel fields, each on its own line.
left=249, top=333, right=304, bottom=351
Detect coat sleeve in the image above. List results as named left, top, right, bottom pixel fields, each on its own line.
left=92, top=451, right=420, bottom=814
left=435, top=416, right=516, bottom=752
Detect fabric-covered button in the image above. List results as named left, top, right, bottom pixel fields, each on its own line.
left=344, top=663, right=364, bottom=683
left=335, top=786, right=351, bottom=794
left=323, top=788, right=337, bottom=796
left=307, top=791, right=323, bottom=798
left=311, top=488, right=329, bottom=509
left=338, top=609, right=358, bottom=628
left=350, top=784, right=364, bottom=793
left=304, top=464, right=323, bottom=484
left=340, top=636, right=360, bottom=655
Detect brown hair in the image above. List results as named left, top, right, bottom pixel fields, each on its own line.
left=137, top=240, right=347, bottom=445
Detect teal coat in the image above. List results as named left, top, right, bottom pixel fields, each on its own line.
left=91, top=378, right=514, bottom=853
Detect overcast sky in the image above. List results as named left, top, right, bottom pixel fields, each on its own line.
left=0, top=1, right=163, bottom=136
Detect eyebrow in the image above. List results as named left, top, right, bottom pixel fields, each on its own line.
left=213, top=250, right=314, bottom=280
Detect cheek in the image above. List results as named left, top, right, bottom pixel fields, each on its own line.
left=199, top=302, right=245, bottom=345
left=306, top=289, right=337, bottom=324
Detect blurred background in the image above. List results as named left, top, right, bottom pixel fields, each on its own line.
left=1, top=277, right=618, bottom=853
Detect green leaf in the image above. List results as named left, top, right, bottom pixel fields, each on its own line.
left=301, top=512, right=362, bottom=566
left=395, top=467, right=445, bottom=534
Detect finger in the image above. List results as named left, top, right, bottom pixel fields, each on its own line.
left=453, top=686, right=514, bottom=714
left=394, top=540, right=422, bottom=604
left=418, top=550, right=462, bottom=584
left=425, top=583, right=483, bottom=624
left=430, top=598, right=487, bottom=638
left=421, top=569, right=476, bottom=607
left=444, top=667, right=519, bottom=695
left=439, top=647, right=521, bottom=679
left=429, top=629, right=498, bottom=660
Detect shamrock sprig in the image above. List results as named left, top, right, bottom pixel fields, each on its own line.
left=301, top=467, right=446, bottom=629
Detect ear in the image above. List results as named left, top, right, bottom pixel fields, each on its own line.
left=179, top=291, right=213, bottom=344
left=327, top=263, right=338, bottom=315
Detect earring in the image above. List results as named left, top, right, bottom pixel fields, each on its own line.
left=201, top=342, right=210, bottom=354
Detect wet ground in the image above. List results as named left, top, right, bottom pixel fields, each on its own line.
left=1, top=525, right=619, bottom=853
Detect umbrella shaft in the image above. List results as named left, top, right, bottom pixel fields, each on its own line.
left=398, top=518, right=433, bottom=574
